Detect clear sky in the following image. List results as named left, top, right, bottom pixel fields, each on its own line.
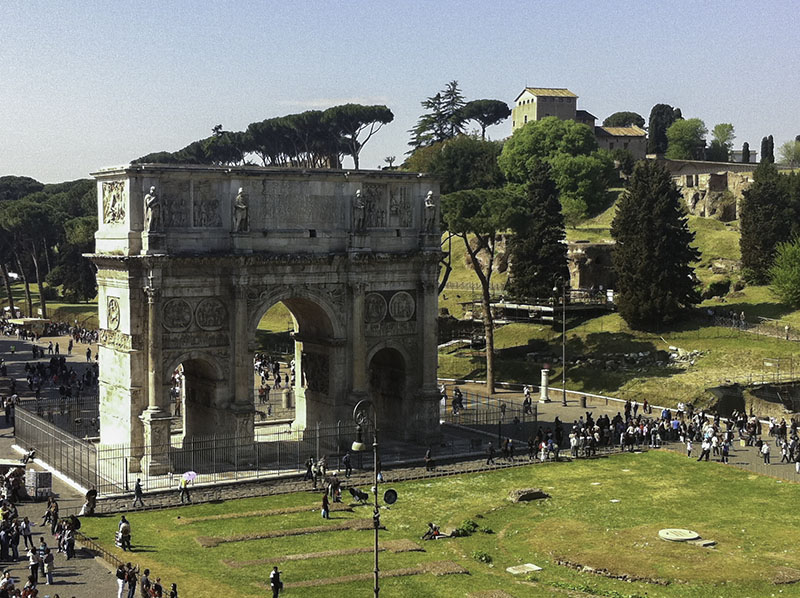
left=1, top=1, right=797, bottom=182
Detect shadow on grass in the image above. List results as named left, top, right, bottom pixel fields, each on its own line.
left=709, top=300, right=794, bottom=321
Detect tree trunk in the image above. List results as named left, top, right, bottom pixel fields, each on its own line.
left=461, top=234, right=496, bottom=394
left=15, top=253, right=33, bottom=318
left=481, top=281, right=495, bottom=393
left=0, top=262, right=15, bottom=317
left=42, top=238, right=52, bottom=274
left=30, top=241, right=47, bottom=319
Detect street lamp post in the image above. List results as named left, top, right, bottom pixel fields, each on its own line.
left=352, top=399, right=380, bottom=598
left=553, top=279, right=568, bottom=407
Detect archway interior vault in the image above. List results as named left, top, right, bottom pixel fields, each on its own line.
left=369, top=347, right=407, bottom=433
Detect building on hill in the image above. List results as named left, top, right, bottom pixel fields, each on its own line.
left=511, top=87, right=578, bottom=130
left=575, top=109, right=597, bottom=128
left=595, top=125, right=647, bottom=159
left=729, top=147, right=758, bottom=163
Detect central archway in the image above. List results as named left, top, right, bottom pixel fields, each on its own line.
left=250, top=293, right=343, bottom=432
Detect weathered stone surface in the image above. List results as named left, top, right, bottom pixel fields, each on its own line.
left=90, top=166, right=442, bottom=476
left=508, top=488, right=550, bottom=502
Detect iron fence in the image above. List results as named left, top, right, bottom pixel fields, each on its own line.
left=14, top=407, right=98, bottom=490
left=18, top=394, right=100, bottom=438
left=438, top=389, right=538, bottom=443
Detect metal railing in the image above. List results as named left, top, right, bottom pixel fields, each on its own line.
left=18, top=394, right=100, bottom=438
left=15, top=407, right=98, bottom=490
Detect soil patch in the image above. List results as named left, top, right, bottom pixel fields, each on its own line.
left=197, top=518, right=380, bottom=548
left=223, top=539, right=423, bottom=567
left=554, top=558, right=670, bottom=586
left=177, top=503, right=352, bottom=524
left=286, top=561, right=467, bottom=588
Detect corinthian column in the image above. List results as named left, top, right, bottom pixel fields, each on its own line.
left=139, top=270, right=171, bottom=475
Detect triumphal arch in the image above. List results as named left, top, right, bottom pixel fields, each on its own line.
left=90, top=164, right=441, bottom=475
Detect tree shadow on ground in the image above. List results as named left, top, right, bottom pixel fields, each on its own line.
left=708, top=300, right=794, bottom=322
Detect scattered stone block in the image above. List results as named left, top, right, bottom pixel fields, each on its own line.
left=508, top=488, right=550, bottom=503
left=658, top=528, right=700, bottom=542
left=506, top=563, right=542, bottom=574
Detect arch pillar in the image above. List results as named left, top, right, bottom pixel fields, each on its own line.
left=140, top=270, right=172, bottom=475
left=232, top=276, right=255, bottom=451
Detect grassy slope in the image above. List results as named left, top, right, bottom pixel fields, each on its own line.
left=81, top=451, right=800, bottom=598
left=441, top=199, right=800, bottom=406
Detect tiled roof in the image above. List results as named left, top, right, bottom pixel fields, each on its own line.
left=515, top=87, right=578, bottom=101
left=595, top=125, right=647, bottom=137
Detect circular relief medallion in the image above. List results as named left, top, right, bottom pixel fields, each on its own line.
left=162, top=298, right=193, bottom=332
left=107, top=297, right=120, bottom=330
left=364, top=292, right=387, bottom=324
left=195, top=298, right=227, bottom=331
left=388, top=291, right=415, bottom=322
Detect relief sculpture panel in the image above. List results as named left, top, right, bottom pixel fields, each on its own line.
left=363, top=183, right=387, bottom=228
left=162, top=299, right=193, bottom=331
left=102, top=181, right=125, bottom=224
left=196, top=298, right=228, bottom=331
left=193, top=180, right=222, bottom=227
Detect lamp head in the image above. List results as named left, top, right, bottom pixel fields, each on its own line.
left=352, top=423, right=367, bottom=452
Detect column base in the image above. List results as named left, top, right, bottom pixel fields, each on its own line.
left=141, top=232, right=166, bottom=255
left=231, top=232, right=253, bottom=253
left=140, top=408, right=172, bottom=476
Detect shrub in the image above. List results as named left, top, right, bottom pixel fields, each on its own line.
left=472, top=550, right=493, bottom=564
left=769, top=237, right=800, bottom=308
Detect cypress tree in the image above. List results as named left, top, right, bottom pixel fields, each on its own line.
left=647, top=104, right=681, bottom=154
left=740, top=162, right=791, bottom=283
left=768, top=135, right=775, bottom=163
left=611, top=161, right=699, bottom=330
left=742, top=142, right=750, bottom=163
left=506, top=161, right=568, bottom=299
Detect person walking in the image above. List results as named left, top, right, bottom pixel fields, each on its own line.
left=132, top=478, right=145, bottom=508
left=179, top=477, right=191, bottom=504
left=761, top=441, right=771, bottom=464
left=27, top=547, right=39, bottom=585
left=139, top=568, right=151, bottom=598
left=116, top=563, right=127, bottom=598
left=321, top=492, right=329, bottom=520
left=486, top=442, right=495, bottom=465
left=269, top=566, right=282, bottom=598
left=126, top=564, right=139, bottom=598
left=20, top=516, right=34, bottom=550
left=43, top=548, right=54, bottom=585
left=342, top=451, right=352, bottom=478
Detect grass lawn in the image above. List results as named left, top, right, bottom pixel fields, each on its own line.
left=439, top=312, right=800, bottom=409
left=81, top=451, right=800, bottom=597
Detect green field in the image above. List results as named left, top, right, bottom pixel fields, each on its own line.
left=81, top=451, right=800, bottom=597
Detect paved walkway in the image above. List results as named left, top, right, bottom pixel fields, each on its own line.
left=444, top=380, right=800, bottom=482
left=1, top=333, right=116, bottom=597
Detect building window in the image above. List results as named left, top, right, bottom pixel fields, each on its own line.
left=524, top=115, right=528, bottom=124
left=624, top=142, right=629, bottom=149
left=609, top=142, right=614, bottom=150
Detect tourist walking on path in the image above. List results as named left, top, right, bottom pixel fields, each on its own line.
left=116, top=563, right=127, bottom=598
left=321, top=492, right=329, bottom=519
left=342, top=451, right=352, bottom=478
left=133, top=478, right=145, bottom=507
left=27, top=547, right=39, bottom=585
left=270, top=566, right=283, bottom=597
left=179, top=477, right=191, bottom=504
left=21, top=516, right=34, bottom=549
left=486, top=442, right=495, bottom=465
left=43, top=547, right=54, bottom=585
left=126, top=564, right=139, bottom=598
left=762, top=441, right=771, bottom=464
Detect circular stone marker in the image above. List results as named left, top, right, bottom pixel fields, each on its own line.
left=659, top=528, right=701, bottom=542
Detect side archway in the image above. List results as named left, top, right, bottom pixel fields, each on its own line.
left=367, top=345, right=409, bottom=434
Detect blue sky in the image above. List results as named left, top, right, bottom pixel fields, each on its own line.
left=1, top=1, right=797, bottom=182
